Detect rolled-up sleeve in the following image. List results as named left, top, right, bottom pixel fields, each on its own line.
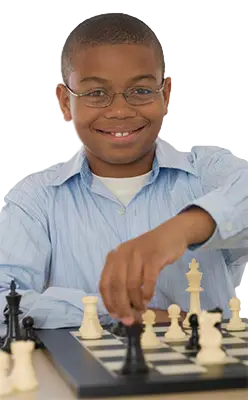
left=180, top=147, right=248, bottom=257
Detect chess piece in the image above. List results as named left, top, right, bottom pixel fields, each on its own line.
left=10, top=340, right=38, bottom=392
left=109, top=321, right=127, bottom=337
left=0, top=350, right=13, bottom=396
left=196, top=311, right=226, bottom=365
left=226, top=297, right=246, bottom=331
left=141, top=310, right=161, bottom=349
left=22, top=316, right=43, bottom=349
left=183, top=259, right=203, bottom=329
left=0, top=306, right=9, bottom=346
left=1, top=280, right=23, bottom=353
left=121, top=323, right=149, bottom=375
left=208, top=307, right=223, bottom=332
left=3, top=305, right=9, bottom=326
left=185, top=313, right=200, bottom=350
left=208, top=307, right=226, bottom=353
left=164, top=304, right=186, bottom=341
left=79, top=296, right=102, bottom=339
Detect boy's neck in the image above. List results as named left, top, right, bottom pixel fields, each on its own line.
left=85, top=147, right=156, bottom=178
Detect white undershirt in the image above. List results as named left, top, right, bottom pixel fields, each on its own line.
left=92, top=170, right=153, bottom=206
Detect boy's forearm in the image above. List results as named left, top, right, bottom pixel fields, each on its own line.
left=176, top=206, right=216, bottom=246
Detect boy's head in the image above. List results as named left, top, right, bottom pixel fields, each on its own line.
left=56, top=13, right=171, bottom=177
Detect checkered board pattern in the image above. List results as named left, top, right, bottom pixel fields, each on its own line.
left=36, top=319, right=248, bottom=398
left=70, top=320, right=248, bottom=378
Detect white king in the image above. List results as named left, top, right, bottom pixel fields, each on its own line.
left=183, top=259, right=204, bottom=329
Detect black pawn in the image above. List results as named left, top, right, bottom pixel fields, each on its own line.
left=185, top=314, right=200, bottom=351
left=22, top=316, right=43, bottom=349
left=121, top=323, right=149, bottom=375
left=1, top=280, right=23, bottom=353
left=208, top=307, right=223, bottom=332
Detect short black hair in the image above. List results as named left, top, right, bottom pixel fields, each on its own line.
left=61, top=13, right=165, bottom=86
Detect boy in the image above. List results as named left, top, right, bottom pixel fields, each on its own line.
left=0, top=13, right=247, bottom=329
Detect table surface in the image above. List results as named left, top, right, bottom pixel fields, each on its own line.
left=4, top=349, right=247, bottom=400
left=1, top=323, right=247, bottom=400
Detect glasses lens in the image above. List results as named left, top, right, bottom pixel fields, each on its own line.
left=125, top=87, right=157, bottom=105
left=82, top=90, right=111, bottom=107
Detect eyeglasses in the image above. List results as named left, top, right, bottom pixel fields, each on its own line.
left=63, top=79, right=165, bottom=108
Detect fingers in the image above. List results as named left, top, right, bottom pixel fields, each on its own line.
left=99, top=250, right=145, bottom=323
left=126, top=251, right=145, bottom=312
left=99, top=250, right=133, bottom=321
left=99, top=248, right=160, bottom=324
left=99, top=251, right=116, bottom=315
left=142, top=266, right=159, bottom=303
left=111, top=256, right=133, bottom=320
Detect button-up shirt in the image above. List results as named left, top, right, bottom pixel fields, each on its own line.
left=0, top=137, right=247, bottom=328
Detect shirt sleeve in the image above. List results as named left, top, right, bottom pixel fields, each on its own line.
left=0, top=176, right=51, bottom=293
left=0, top=177, right=111, bottom=329
left=0, top=286, right=111, bottom=329
left=147, top=283, right=172, bottom=310
left=180, top=146, right=248, bottom=260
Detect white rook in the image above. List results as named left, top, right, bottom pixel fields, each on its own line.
left=79, top=296, right=102, bottom=339
left=11, top=340, right=38, bottom=392
left=183, top=259, right=203, bottom=329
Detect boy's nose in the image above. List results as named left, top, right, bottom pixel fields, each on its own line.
left=104, top=93, right=137, bottom=119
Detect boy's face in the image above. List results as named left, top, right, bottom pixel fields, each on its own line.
left=56, top=44, right=171, bottom=177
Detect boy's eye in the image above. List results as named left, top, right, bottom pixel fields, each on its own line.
left=131, top=87, right=153, bottom=95
left=85, top=90, right=107, bottom=97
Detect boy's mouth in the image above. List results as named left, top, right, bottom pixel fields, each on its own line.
left=96, top=125, right=146, bottom=139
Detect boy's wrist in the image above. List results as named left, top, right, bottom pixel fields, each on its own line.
left=176, top=206, right=216, bottom=246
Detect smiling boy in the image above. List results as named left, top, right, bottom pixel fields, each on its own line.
left=0, top=13, right=248, bottom=328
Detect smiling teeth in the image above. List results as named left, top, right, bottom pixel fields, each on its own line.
left=111, top=132, right=130, bottom=137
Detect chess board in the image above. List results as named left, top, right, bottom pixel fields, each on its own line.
left=36, top=319, right=248, bottom=398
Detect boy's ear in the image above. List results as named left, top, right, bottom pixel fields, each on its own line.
left=56, top=84, right=72, bottom=121
left=163, top=78, right=171, bottom=116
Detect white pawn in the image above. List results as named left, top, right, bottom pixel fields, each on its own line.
left=164, top=304, right=186, bottom=341
left=79, top=296, right=102, bottom=339
left=226, top=297, right=246, bottom=331
left=196, top=311, right=226, bottom=365
left=11, top=340, right=38, bottom=392
left=0, top=350, right=13, bottom=396
left=141, top=310, right=161, bottom=349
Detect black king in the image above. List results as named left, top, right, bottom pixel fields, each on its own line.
left=1, top=280, right=23, bottom=353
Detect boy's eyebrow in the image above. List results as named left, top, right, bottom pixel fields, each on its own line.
left=79, top=74, right=157, bottom=84
left=131, top=74, right=157, bottom=82
left=79, top=76, right=108, bottom=84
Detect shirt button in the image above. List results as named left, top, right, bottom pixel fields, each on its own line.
left=118, top=209, right=126, bottom=215
left=225, top=222, right=232, bottom=231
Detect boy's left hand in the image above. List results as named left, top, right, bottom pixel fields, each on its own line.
left=99, top=207, right=216, bottom=324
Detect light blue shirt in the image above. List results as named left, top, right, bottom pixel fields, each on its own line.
left=0, top=138, right=248, bottom=328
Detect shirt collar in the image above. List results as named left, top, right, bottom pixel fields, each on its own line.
left=48, top=137, right=197, bottom=187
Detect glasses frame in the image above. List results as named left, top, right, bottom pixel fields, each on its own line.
left=63, top=79, right=165, bottom=108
